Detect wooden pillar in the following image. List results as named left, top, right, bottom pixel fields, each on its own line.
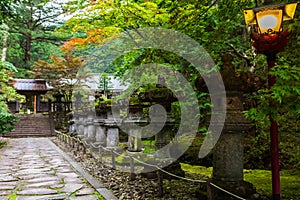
left=34, top=95, right=37, bottom=114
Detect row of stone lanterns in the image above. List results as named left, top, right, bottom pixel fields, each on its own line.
left=70, top=84, right=177, bottom=156
left=71, top=100, right=121, bottom=149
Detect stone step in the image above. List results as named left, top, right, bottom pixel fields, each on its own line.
left=13, top=125, right=51, bottom=129
left=6, top=114, right=53, bottom=138
left=8, top=131, right=52, bottom=134
left=5, top=134, right=52, bottom=138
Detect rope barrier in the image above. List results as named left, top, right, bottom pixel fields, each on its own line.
left=89, top=142, right=102, bottom=149
left=132, top=156, right=206, bottom=183
left=82, top=140, right=91, bottom=147
left=209, top=183, right=247, bottom=200
left=111, top=149, right=130, bottom=158
left=54, top=131, right=247, bottom=200
left=81, top=138, right=207, bottom=183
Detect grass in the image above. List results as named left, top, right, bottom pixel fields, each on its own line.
left=181, top=163, right=212, bottom=177
left=94, top=191, right=106, bottom=200
left=181, top=163, right=300, bottom=199
left=244, top=169, right=300, bottom=199
left=7, top=194, right=16, bottom=200
left=141, top=140, right=155, bottom=153
left=0, top=141, right=7, bottom=149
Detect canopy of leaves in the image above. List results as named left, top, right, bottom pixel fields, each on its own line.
left=2, top=0, right=67, bottom=71
left=56, top=0, right=300, bottom=137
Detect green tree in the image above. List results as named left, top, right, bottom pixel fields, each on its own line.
left=4, top=0, right=65, bottom=69
left=0, top=61, right=24, bottom=134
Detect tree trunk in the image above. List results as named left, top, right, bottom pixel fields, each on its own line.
left=25, top=34, right=32, bottom=67
left=1, top=33, right=8, bottom=62
left=1, top=24, right=9, bottom=62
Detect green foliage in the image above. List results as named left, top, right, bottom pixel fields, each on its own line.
left=0, top=61, right=23, bottom=135
left=244, top=133, right=270, bottom=169
left=3, top=0, right=65, bottom=70
left=0, top=140, right=7, bottom=149
left=243, top=58, right=300, bottom=170
left=0, top=105, right=18, bottom=135
left=270, top=61, right=300, bottom=115
left=0, top=0, right=18, bottom=21
left=33, top=52, right=87, bottom=102
left=244, top=112, right=300, bottom=170
left=141, top=139, right=155, bottom=153
left=98, top=73, right=113, bottom=92
left=244, top=57, right=300, bottom=124
left=0, top=61, right=23, bottom=102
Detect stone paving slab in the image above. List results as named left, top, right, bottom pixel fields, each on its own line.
left=0, top=185, right=15, bottom=190
left=69, top=196, right=99, bottom=200
left=0, top=138, right=117, bottom=200
left=61, top=183, right=83, bottom=194
left=0, top=191, right=12, bottom=195
left=76, top=187, right=95, bottom=195
left=16, top=188, right=58, bottom=195
left=19, top=180, right=62, bottom=189
left=16, top=194, right=68, bottom=200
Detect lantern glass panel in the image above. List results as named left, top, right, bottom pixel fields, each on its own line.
left=243, top=2, right=298, bottom=34
left=283, top=3, right=297, bottom=21
left=256, top=9, right=283, bottom=35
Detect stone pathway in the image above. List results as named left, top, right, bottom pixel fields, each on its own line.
left=0, top=138, right=116, bottom=200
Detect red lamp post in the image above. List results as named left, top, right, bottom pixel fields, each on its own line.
left=243, top=3, right=298, bottom=200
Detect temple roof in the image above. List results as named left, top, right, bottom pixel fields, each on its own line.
left=12, top=79, right=50, bottom=92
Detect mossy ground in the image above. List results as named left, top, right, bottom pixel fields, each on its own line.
left=244, top=169, right=300, bottom=199
left=181, top=163, right=300, bottom=199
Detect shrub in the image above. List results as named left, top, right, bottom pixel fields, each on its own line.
left=0, top=104, right=19, bottom=135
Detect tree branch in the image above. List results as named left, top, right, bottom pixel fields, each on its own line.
left=225, top=42, right=252, bottom=68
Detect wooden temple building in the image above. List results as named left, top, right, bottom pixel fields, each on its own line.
left=6, top=79, right=54, bottom=137
left=8, top=79, right=51, bottom=113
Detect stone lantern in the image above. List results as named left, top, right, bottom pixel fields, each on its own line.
left=96, top=100, right=121, bottom=149
left=124, top=100, right=148, bottom=152
left=137, top=79, right=185, bottom=178
left=138, top=83, right=177, bottom=157
left=73, top=92, right=85, bottom=137
left=197, top=54, right=263, bottom=199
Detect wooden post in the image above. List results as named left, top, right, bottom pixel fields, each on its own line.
left=157, top=171, right=164, bottom=197
left=34, top=95, right=37, bottom=114
left=111, top=150, right=116, bottom=169
left=267, top=53, right=280, bottom=200
left=99, top=146, right=103, bottom=163
left=130, top=156, right=135, bottom=180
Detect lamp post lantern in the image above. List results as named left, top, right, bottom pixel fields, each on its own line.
left=243, top=3, right=298, bottom=200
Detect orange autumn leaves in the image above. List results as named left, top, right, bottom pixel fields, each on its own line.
left=33, top=54, right=86, bottom=80
left=60, top=28, right=113, bottom=53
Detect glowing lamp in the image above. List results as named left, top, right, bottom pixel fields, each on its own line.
left=243, top=3, right=297, bottom=35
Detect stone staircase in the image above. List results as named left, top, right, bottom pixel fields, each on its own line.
left=5, top=114, right=54, bottom=137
